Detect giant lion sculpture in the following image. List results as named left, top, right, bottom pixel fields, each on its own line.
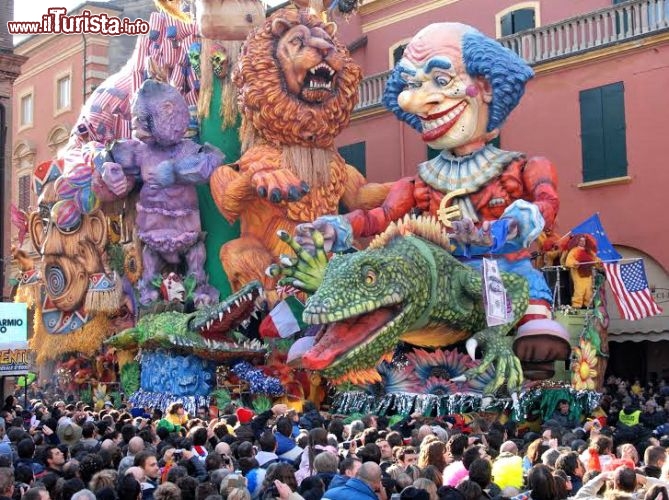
left=210, top=9, right=389, bottom=301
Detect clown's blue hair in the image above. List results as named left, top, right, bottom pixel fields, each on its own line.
left=382, top=27, right=534, bottom=133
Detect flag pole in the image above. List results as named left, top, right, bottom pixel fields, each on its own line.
left=541, top=257, right=640, bottom=270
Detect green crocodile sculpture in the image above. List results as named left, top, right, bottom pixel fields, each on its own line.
left=272, top=215, right=530, bottom=394
left=105, top=281, right=267, bottom=361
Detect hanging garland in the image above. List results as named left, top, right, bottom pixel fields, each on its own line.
left=331, top=387, right=600, bottom=422
left=231, top=362, right=284, bottom=396
left=128, top=389, right=209, bottom=415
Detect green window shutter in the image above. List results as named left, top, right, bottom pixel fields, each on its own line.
left=601, top=82, right=627, bottom=178
left=338, top=142, right=366, bottom=214
left=580, top=87, right=606, bottom=182
left=338, top=141, right=366, bottom=176
left=501, top=9, right=535, bottom=37
left=500, top=12, right=514, bottom=37
left=579, top=82, right=627, bottom=182
left=513, top=8, right=536, bottom=32
left=392, top=44, right=407, bottom=66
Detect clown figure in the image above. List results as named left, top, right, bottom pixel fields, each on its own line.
left=295, top=22, right=568, bottom=383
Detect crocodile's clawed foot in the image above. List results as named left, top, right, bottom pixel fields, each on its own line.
left=462, top=336, right=523, bottom=395
left=266, top=229, right=329, bottom=294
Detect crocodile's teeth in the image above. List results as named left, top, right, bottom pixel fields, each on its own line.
left=251, top=311, right=258, bottom=320
left=226, top=306, right=231, bottom=314
left=246, top=293, right=253, bottom=301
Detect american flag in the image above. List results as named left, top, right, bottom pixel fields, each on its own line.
left=604, top=259, right=663, bottom=320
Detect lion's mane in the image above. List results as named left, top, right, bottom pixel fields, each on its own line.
left=234, top=9, right=362, bottom=150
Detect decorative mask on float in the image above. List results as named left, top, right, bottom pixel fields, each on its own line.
left=26, top=160, right=119, bottom=333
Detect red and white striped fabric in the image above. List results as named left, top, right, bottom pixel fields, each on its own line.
left=604, top=259, right=662, bottom=320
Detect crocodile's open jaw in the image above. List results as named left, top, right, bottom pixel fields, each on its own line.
left=189, top=281, right=265, bottom=342
left=302, top=299, right=407, bottom=372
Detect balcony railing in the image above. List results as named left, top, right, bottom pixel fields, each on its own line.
left=353, top=0, right=669, bottom=112
left=499, top=0, right=669, bottom=63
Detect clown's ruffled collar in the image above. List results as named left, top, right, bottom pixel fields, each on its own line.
left=418, top=144, right=524, bottom=193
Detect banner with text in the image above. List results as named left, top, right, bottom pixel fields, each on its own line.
left=0, top=304, right=30, bottom=375
left=0, top=342, right=31, bottom=375
left=0, top=303, right=27, bottom=343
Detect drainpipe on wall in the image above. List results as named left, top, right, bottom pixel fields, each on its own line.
left=82, top=33, right=88, bottom=101
left=0, top=104, right=6, bottom=300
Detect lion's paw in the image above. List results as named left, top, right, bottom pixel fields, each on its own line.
left=251, top=168, right=310, bottom=203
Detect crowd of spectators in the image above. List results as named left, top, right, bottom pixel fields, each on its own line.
left=0, top=375, right=668, bottom=500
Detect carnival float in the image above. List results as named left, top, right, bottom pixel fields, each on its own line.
left=9, top=0, right=662, bottom=422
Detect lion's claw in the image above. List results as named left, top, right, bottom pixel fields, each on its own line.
left=251, top=168, right=310, bottom=203
left=270, top=188, right=282, bottom=203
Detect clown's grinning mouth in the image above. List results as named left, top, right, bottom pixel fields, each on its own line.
left=421, top=101, right=467, bottom=133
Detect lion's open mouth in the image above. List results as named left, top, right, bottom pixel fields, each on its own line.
left=302, top=303, right=404, bottom=370
left=302, top=62, right=335, bottom=97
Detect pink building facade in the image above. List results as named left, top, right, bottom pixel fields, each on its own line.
left=333, top=0, right=669, bottom=379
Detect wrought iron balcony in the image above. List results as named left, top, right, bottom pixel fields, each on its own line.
left=353, top=0, right=669, bottom=112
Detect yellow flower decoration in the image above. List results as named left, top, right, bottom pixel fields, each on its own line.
left=571, top=339, right=598, bottom=390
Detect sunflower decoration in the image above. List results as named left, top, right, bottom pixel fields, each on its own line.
left=107, top=215, right=122, bottom=245
left=462, top=361, right=497, bottom=395
left=406, top=348, right=475, bottom=383
left=424, top=377, right=458, bottom=396
left=377, top=361, right=421, bottom=394
left=571, top=338, right=598, bottom=390
left=123, top=242, right=142, bottom=285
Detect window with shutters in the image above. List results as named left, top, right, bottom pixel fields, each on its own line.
left=338, top=142, right=366, bottom=214
left=56, top=74, right=71, bottom=113
left=18, top=175, right=31, bottom=212
left=338, top=142, right=366, bottom=176
left=499, top=7, right=536, bottom=37
left=388, top=39, right=411, bottom=68
left=19, top=92, right=33, bottom=128
left=579, top=82, right=628, bottom=183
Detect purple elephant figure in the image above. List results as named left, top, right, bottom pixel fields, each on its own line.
left=93, top=79, right=224, bottom=306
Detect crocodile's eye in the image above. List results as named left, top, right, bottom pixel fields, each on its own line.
left=363, top=268, right=377, bottom=286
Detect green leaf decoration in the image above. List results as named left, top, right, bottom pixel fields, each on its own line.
left=211, top=388, right=232, bottom=408
left=80, top=388, right=93, bottom=406
left=342, top=412, right=365, bottom=424
left=106, top=244, right=125, bottom=275
left=120, top=362, right=141, bottom=395
left=252, top=395, right=272, bottom=414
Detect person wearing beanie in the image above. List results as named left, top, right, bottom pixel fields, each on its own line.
left=234, top=407, right=257, bottom=442
left=236, top=407, right=255, bottom=425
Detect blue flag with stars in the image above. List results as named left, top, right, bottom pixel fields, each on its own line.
left=570, top=213, right=622, bottom=261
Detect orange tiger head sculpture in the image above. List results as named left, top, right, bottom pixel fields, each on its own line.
left=234, top=9, right=363, bottom=150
